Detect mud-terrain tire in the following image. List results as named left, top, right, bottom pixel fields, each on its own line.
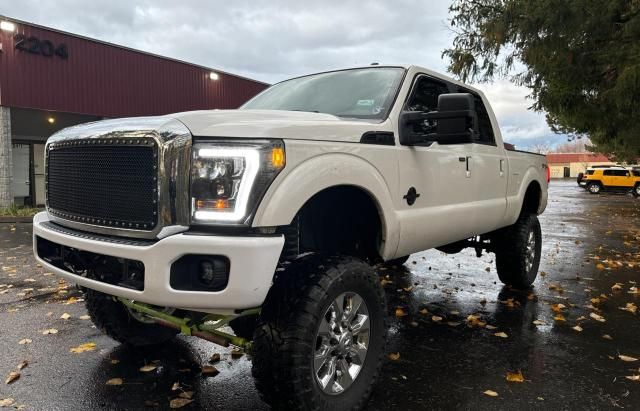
left=493, top=213, right=542, bottom=289
left=586, top=182, right=601, bottom=194
left=383, top=255, right=409, bottom=267
left=252, top=255, right=387, bottom=410
left=85, top=289, right=178, bottom=346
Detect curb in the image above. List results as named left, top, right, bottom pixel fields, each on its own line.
left=0, top=216, right=34, bottom=223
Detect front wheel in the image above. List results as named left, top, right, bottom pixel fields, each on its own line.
left=493, top=214, right=542, bottom=289
left=252, top=255, right=387, bottom=410
left=586, top=182, right=601, bottom=194
left=632, top=184, right=640, bottom=197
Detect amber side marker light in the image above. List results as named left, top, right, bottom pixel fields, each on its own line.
left=197, top=199, right=229, bottom=210
left=271, top=147, right=285, bottom=169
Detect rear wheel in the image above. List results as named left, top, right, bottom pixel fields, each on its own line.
left=632, top=184, right=640, bottom=197
left=252, top=255, right=387, bottom=410
left=493, top=214, right=542, bottom=289
left=586, top=182, right=601, bottom=194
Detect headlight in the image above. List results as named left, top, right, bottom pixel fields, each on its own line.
left=190, top=139, right=285, bottom=225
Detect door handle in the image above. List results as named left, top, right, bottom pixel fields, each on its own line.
left=465, top=156, right=471, bottom=178
left=499, top=159, right=505, bottom=177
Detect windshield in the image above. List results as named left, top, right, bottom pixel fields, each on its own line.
left=241, top=67, right=405, bottom=120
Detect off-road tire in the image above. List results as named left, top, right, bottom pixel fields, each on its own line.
left=383, top=255, right=409, bottom=267
left=85, top=289, right=178, bottom=347
left=251, top=255, right=387, bottom=411
left=632, top=184, right=640, bottom=197
left=586, top=182, right=601, bottom=194
left=493, top=213, right=542, bottom=289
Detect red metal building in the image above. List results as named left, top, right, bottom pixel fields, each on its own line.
left=0, top=16, right=269, bottom=207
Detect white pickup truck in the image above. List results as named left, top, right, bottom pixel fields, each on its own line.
left=33, top=65, right=548, bottom=410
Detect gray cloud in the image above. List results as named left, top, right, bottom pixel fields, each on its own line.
left=2, top=0, right=565, bottom=148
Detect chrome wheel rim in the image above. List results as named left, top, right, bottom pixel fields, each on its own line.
left=525, top=230, right=536, bottom=273
left=313, top=292, right=370, bottom=395
left=589, top=184, right=599, bottom=193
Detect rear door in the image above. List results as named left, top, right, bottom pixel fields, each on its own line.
left=455, top=87, right=508, bottom=232
left=395, top=74, right=478, bottom=256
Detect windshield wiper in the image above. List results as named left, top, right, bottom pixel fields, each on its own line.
left=290, top=109, right=320, bottom=113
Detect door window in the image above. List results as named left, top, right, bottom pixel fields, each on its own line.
left=457, top=87, right=495, bottom=145
left=404, top=75, right=450, bottom=137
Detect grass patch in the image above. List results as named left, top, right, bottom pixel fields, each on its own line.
left=0, top=205, right=44, bottom=217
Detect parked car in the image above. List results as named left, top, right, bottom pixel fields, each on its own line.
left=33, top=65, right=549, bottom=410
left=581, top=166, right=640, bottom=196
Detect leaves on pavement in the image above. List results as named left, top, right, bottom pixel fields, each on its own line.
left=106, top=378, right=123, bottom=386
left=483, top=390, right=498, bottom=397
left=5, top=371, right=20, bottom=385
left=70, top=342, right=96, bottom=353
left=506, top=370, right=525, bottom=383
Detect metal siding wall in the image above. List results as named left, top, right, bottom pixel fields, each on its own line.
left=0, top=23, right=268, bottom=117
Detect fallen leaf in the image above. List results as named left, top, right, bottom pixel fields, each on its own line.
left=596, top=263, right=605, bottom=270
left=483, top=390, right=498, bottom=397
left=5, top=371, right=20, bottom=385
left=110, top=359, right=120, bottom=365
left=551, top=303, right=566, bottom=313
left=395, top=307, right=408, bottom=317
left=70, top=342, right=97, bottom=353
left=589, top=312, right=606, bottom=322
left=554, top=314, right=566, bottom=322
left=419, top=308, right=429, bottom=315
left=18, top=339, right=32, bottom=345
left=79, top=315, right=91, bottom=320
left=619, top=302, right=638, bottom=314
left=63, top=296, right=79, bottom=305
left=17, top=361, right=28, bottom=370
left=447, top=321, right=461, bottom=327
left=209, top=353, right=221, bottom=364
left=388, top=352, right=401, bottom=361
left=506, top=370, right=525, bottom=383
left=106, top=378, right=123, bottom=386
left=494, top=332, right=508, bottom=338
left=532, top=320, right=545, bottom=326
left=201, top=366, right=220, bottom=376
left=42, top=328, right=58, bottom=335
left=139, top=364, right=157, bottom=372
left=619, top=355, right=639, bottom=362
left=602, top=334, right=613, bottom=340
left=572, top=325, right=583, bottom=332
left=403, top=286, right=414, bottom=292
left=612, top=283, right=624, bottom=291
left=431, top=315, right=443, bottom=322
left=60, top=313, right=71, bottom=320
left=179, top=391, right=194, bottom=399
left=629, top=286, right=639, bottom=295
left=626, top=375, right=640, bottom=382
left=169, top=398, right=193, bottom=409
left=230, top=349, right=244, bottom=359
left=485, top=324, right=497, bottom=330
left=0, top=398, right=14, bottom=407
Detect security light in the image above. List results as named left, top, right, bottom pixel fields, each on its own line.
left=0, top=21, right=15, bottom=32
left=209, top=72, right=219, bottom=80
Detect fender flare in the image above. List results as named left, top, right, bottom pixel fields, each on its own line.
left=252, top=153, right=400, bottom=259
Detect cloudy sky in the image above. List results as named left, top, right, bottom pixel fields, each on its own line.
left=2, top=0, right=567, bottom=149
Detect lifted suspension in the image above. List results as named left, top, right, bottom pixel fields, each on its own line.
left=116, top=297, right=257, bottom=353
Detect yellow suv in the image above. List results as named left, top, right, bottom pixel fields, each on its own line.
left=582, top=167, right=640, bottom=196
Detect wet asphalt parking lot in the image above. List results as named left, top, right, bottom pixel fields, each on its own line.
left=1, top=179, right=639, bottom=410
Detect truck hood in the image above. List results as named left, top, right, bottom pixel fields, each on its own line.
left=172, top=109, right=391, bottom=143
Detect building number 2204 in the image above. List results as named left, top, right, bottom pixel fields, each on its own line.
left=14, top=33, right=68, bottom=59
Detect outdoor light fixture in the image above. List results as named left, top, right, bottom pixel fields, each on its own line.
left=47, top=117, right=55, bottom=124
left=209, top=72, right=219, bottom=80
left=0, top=21, right=15, bottom=32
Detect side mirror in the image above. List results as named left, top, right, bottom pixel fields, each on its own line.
left=399, top=93, right=480, bottom=145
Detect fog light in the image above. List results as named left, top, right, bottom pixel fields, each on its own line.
left=170, top=255, right=230, bottom=291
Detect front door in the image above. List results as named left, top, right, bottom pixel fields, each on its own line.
left=395, top=74, right=477, bottom=256
left=33, top=144, right=46, bottom=206
left=11, top=144, right=30, bottom=201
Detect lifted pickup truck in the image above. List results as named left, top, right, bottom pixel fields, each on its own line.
left=33, top=65, right=548, bottom=410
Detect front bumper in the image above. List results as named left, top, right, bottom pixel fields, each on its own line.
left=32, top=212, right=284, bottom=313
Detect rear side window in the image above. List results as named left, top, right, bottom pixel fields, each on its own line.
left=457, top=87, right=495, bottom=145
left=586, top=170, right=595, bottom=175
left=603, top=170, right=614, bottom=176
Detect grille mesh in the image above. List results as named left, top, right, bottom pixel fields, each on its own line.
left=46, top=141, right=158, bottom=229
